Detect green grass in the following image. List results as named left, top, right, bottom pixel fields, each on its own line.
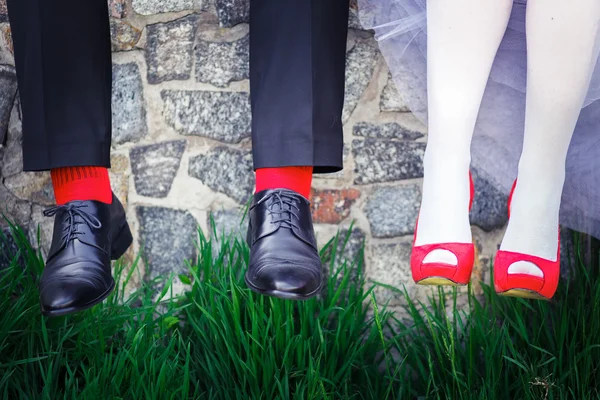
left=0, top=219, right=599, bottom=399
left=387, top=231, right=600, bottom=399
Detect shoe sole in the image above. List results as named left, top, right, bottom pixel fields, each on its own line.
left=244, top=275, right=323, bottom=300
left=416, top=276, right=466, bottom=286
left=498, top=288, right=549, bottom=301
left=40, top=222, right=133, bottom=317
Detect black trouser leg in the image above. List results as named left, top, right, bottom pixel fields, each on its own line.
left=7, top=0, right=112, bottom=171
left=250, top=0, right=349, bottom=174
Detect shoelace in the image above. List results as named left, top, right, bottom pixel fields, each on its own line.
left=265, top=191, right=300, bottom=230
left=43, top=203, right=102, bottom=245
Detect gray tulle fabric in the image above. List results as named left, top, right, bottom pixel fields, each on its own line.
left=358, top=0, right=600, bottom=238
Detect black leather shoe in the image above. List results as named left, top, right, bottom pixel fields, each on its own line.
left=245, top=189, right=323, bottom=300
left=39, top=193, right=132, bottom=317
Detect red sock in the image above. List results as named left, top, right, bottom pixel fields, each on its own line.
left=51, top=166, right=112, bottom=205
left=255, top=166, right=313, bottom=199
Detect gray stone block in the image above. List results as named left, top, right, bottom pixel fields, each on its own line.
left=29, top=204, right=55, bottom=257
left=130, top=140, right=186, bottom=198
left=369, top=242, right=413, bottom=306
left=132, top=0, right=201, bottom=15
left=109, top=0, right=127, bottom=18
left=2, top=103, right=22, bottom=178
left=208, top=208, right=246, bottom=253
left=380, top=73, right=409, bottom=113
left=0, top=0, right=6, bottom=23
left=0, top=183, right=31, bottom=228
left=364, top=184, right=421, bottom=238
left=0, top=227, right=23, bottom=274
left=559, top=229, right=575, bottom=279
left=137, top=206, right=198, bottom=281
left=4, top=172, right=53, bottom=206
left=214, top=0, right=249, bottom=28
left=469, top=168, right=509, bottom=232
left=0, top=65, right=17, bottom=145
left=352, top=138, right=425, bottom=184
left=342, top=38, right=379, bottom=122
left=353, top=122, right=423, bottom=140
left=322, top=227, right=366, bottom=293
left=110, top=19, right=142, bottom=52
left=161, top=90, right=251, bottom=143
left=146, top=15, right=198, bottom=84
left=329, top=227, right=366, bottom=269
left=195, top=34, right=249, bottom=87
left=188, top=146, right=254, bottom=204
left=179, top=1, right=363, bottom=30
left=112, top=63, right=147, bottom=144
left=348, top=8, right=364, bottom=30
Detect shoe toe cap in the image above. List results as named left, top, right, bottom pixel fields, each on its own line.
left=261, top=263, right=321, bottom=291
left=248, top=259, right=323, bottom=297
left=40, top=283, right=81, bottom=310
left=39, top=261, right=113, bottom=313
left=40, top=281, right=93, bottom=311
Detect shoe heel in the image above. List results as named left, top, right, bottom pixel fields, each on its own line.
left=111, top=223, right=133, bottom=260
left=246, top=223, right=252, bottom=246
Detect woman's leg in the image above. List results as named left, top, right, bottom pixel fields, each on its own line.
left=416, top=0, right=513, bottom=264
left=500, top=0, right=600, bottom=275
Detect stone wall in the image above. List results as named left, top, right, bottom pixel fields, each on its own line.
left=0, top=0, right=509, bottom=311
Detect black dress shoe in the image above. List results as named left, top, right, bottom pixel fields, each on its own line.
left=245, top=188, right=323, bottom=300
left=39, top=193, right=132, bottom=317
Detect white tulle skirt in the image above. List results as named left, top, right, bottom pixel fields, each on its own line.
left=358, top=0, right=600, bottom=238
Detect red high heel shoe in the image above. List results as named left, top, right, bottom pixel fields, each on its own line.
left=493, top=181, right=560, bottom=300
left=411, top=173, right=475, bottom=286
